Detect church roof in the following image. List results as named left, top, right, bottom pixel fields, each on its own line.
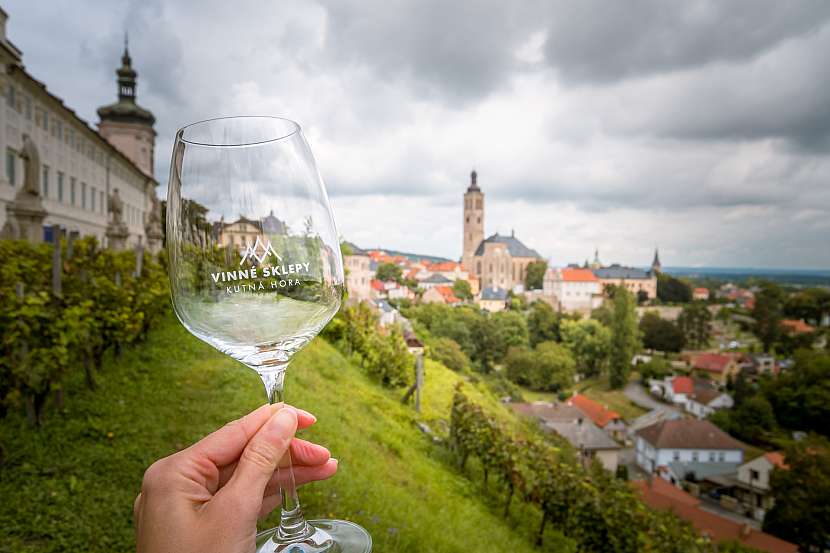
left=592, top=264, right=652, bottom=280
left=474, top=233, right=542, bottom=259
left=466, top=169, right=480, bottom=192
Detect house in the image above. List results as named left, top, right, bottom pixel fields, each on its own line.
left=733, top=452, right=788, bottom=522
left=685, top=388, right=734, bottom=419
left=477, top=286, right=507, bottom=312
left=418, top=273, right=454, bottom=290
left=425, top=261, right=469, bottom=282
left=649, top=375, right=707, bottom=406
left=691, top=353, right=741, bottom=386
left=370, top=279, right=386, bottom=298
left=592, top=264, right=657, bottom=299
left=343, top=242, right=373, bottom=301
left=741, top=353, right=776, bottom=380
left=567, top=393, right=627, bottom=441
left=693, top=287, right=710, bottom=301
left=543, top=267, right=604, bottom=313
left=627, top=408, right=682, bottom=439
left=780, top=319, right=814, bottom=335
left=635, top=419, right=744, bottom=482
left=634, top=477, right=798, bottom=553
left=372, top=299, right=401, bottom=327
left=422, top=285, right=460, bottom=305
left=509, top=402, right=622, bottom=472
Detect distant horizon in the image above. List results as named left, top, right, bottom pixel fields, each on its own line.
left=354, top=243, right=830, bottom=275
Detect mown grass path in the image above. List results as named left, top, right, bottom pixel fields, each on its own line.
left=0, top=312, right=573, bottom=552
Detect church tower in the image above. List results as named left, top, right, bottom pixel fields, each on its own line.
left=462, top=169, right=484, bottom=273
left=97, top=36, right=156, bottom=177
left=651, top=248, right=662, bottom=273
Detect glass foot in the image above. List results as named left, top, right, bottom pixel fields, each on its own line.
left=256, top=520, right=372, bottom=553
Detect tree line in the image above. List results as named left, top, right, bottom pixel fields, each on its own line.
left=0, top=238, right=168, bottom=425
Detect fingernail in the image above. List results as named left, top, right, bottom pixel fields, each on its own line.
left=297, top=408, right=317, bottom=423
left=269, top=406, right=297, bottom=431
left=330, top=458, right=338, bottom=466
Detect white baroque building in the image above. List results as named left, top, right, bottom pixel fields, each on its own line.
left=0, top=9, right=158, bottom=246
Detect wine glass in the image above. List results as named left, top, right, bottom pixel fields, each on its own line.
left=166, top=116, right=371, bottom=553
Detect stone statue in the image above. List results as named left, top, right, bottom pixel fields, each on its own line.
left=146, top=192, right=161, bottom=227
left=19, top=134, right=40, bottom=196
left=109, top=188, right=124, bottom=225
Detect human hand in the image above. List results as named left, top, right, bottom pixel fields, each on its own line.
left=134, top=403, right=337, bottom=553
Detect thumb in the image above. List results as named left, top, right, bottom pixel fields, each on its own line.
left=220, top=406, right=298, bottom=508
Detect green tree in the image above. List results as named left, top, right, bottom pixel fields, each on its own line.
left=752, top=282, right=785, bottom=353
left=677, top=302, right=712, bottom=349
left=504, top=342, right=575, bottom=392
left=762, top=350, right=830, bottom=437
left=763, top=437, right=830, bottom=552
left=493, top=310, right=529, bottom=353
left=375, top=262, right=403, bottom=283
left=640, top=311, right=686, bottom=353
left=452, top=279, right=473, bottom=301
left=709, top=396, right=776, bottom=444
left=560, top=318, right=612, bottom=377
left=428, top=337, right=471, bottom=372
left=609, top=289, right=640, bottom=388
left=525, top=260, right=547, bottom=290
left=528, top=300, right=561, bottom=346
left=657, top=273, right=693, bottom=303
left=784, top=287, right=830, bottom=326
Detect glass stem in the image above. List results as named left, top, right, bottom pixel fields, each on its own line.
left=263, top=369, right=314, bottom=543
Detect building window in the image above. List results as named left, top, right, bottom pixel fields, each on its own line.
left=56, top=121, right=63, bottom=141
left=91, top=186, right=96, bottom=211
left=100, top=191, right=104, bottom=213
left=81, top=182, right=87, bottom=209
left=709, top=451, right=716, bottom=462
left=57, top=172, right=64, bottom=202
left=6, top=85, right=15, bottom=108
left=692, top=451, right=699, bottom=462
left=70, top=177, right=76, bottom=205
left=718, top=452, right=725, bottom=462
left=25, top=96, right=32, bottom=119
left=673, top=451, right=680, bottom=461
left=6, top=149, right=15, bottom=186
left=42, top=165, right=50, bottom=197
left=750, top=469, right=759, bottom=481
left=42, top=110, right=49, bottom=131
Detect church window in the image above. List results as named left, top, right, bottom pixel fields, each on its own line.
left=6, top=149, right=15, bottom=186
left=70, top=177, right=76, bottom=205
left=57, top=172, right=64, bottom=202
left=477, top=261, right=481, bottom=273
left=475, top=199, right=482, bottom=209
left=42, top=165, right=49, bottom=197
left=477, top=217, right=480, bottom=224
left=81, top=182, right=87, bottom=209
left=100, top=191, right=105, bottom=213
left=489, top=264, right=493, bottom=273
left=466, top=216, right=469, bottom=223
left=91, top=186, right=96, bottom=211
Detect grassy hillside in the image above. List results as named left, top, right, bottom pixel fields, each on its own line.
left=0, top=311, right=574, bottom=552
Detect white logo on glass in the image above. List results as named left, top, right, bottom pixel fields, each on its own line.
left=240, top=236, right=284, bottom=265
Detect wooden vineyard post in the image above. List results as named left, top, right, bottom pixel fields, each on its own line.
left=414, top=352, right=424, bottom=413
left=134, top=243, right=144, bottom=278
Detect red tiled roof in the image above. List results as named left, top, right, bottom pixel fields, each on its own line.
left=561, top=268, right=598, bottom=282
left=370, top=279, right=385, bottom=291
left=567, top=394, right=621, bottom=428
left=780, top=319, right=815, bottom=334
left=692, top=353, right=734, bottom=374
left=672, top=376, right=694, bottom=394
left=429, top=261, right=459, bottom=272
left=764, top=451, right=789, bottom=470
left=634, top=478, right=798, bottom=553
left=435, top=285, right=460, bottom=304
left=636, top=419, right=744, bottom=450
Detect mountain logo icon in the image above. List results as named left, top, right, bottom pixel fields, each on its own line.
left=239, top=236, right=283, bottom=265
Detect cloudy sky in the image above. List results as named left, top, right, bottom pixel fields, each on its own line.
left=6, top=0, right=830, bottom=269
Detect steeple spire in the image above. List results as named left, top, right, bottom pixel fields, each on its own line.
left=651, top=248, right=662, bottom=273
left=467, top=168, right=480, bottom=192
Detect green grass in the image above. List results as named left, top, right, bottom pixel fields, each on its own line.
left=576, top=375, right=647, bottom=421
left=0, top=311, right=574, bottom=552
